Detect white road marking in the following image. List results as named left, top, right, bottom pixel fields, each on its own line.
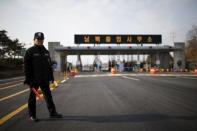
left=0, top=84, right=59, bottom=125
left=0, top=83, right=23, bottom=90
left=61, top=80, right=66, bottom=83
left=0, top=80, right=24, bottom=87
left=121, top=76, right=140, bottom=81
left=60, top=78, right=69, bottom=83
left=74, top=73, right=197, bottom=78
left=75, top=74, right=114, bottom=78
left=176, top=76, right=197, bottom=80
left=0, top=89, right=29, bottom=102
left=0, top=76, right=24, bottom=82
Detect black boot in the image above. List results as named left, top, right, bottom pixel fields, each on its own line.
left=29, top=116, right=39, bottom=122
left=49, top=112, right=63, bottom=118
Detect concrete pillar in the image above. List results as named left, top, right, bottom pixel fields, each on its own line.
left=60, top=54, right=66, bottom=72
left=54, top=52, right=61, bottom=71
left=159, top=52, right=170, bottom=69
left=48, top=42, right=60, bottom=62
left=48, top=42, right=61, bottom=71
left=174, top=42, right=185, bottom=70
left=156, top=53, right=160, bottom=68
left=137, top=53, right=140, bottom=68
left=76, top=55, right=82, bottom=71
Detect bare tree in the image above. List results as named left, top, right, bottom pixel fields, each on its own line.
left=185, top=25, right=197, bottom=69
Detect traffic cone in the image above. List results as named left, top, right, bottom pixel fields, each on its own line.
left=111, top=68, right=116, bottom=75
left=194, top=69, right=197, bottom=74
left=150, top=68, right=156, bottom=74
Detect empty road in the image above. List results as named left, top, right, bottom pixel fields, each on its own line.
left=0, top=73, right=197, bottom=131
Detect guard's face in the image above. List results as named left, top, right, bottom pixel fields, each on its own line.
left=34, top=39, right=44, bottom=46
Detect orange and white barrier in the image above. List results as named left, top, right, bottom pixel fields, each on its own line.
left=69, top=70, right=76, bottom=76
left=194, top=69, right=197, bottom=74
left=111, top=68, right=116, bottom=74
left=150, top=68, right=156, bottom=74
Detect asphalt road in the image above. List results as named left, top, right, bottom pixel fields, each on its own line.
left=0, top=73, right=197, bottom=131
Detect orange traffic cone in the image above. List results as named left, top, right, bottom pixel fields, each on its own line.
left=194, top=69, right=197, bottom=74
left=111, top=68, right=116, bottom=75
left=150, top=68, right=156, bottom=74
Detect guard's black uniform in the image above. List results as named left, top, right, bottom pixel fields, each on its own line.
left=24, top=44, right=57, bottom=118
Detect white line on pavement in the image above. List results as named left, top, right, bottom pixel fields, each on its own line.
left=0, top=83, right=23, bottom=91
left=61, top=80, right=66, bottom=83
left=75, top=74, right=113, bottom=78
left=0, top=80, right=24, bottom=86
left=121, top=76, right=140, bottom=81
left=0, top=76, right=24, bottom=82
left=176, top=76, right=197, bottom=80
left=75, top=73, right=197, bottom=78
left=0, top=89, right=29, bottom=102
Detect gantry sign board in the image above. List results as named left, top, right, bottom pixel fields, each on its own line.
left=75, top=34, right=162, bottom=44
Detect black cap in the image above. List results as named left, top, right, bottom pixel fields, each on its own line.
left=34, top=32, right=44, bottom=40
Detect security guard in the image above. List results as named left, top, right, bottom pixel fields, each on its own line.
left=24, top=32, right=62, bottom=122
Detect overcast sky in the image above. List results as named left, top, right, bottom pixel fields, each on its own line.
left=1, top=0, right=197, bottom=48
left=0, top=0, right=197, bottom=65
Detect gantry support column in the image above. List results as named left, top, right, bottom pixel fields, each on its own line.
left=174, top=42, right=185, bottom=70
left=76, top=54, right=82, bottom=71
left=159, top=52, right=170, bottom=69
left=60, top=54, right=66, bottom=72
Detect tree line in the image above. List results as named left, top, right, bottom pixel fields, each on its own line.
left=0, top=30, right=25, bottom=59
left=185, top=25, right=197, bottom=69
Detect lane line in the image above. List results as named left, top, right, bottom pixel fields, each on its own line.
left=0, top=83, right=23, bottom=90
left=0, top=92, right=44, bottom=126
left=176, top=76, right=197, bottom=80
left=0, top=76, right=24, bottom=82
left=0, top=103, right=28, bottom=125
left=121, top=76, right=140, bottom=81
left=0, top=80, right=24, bottom=87
left=0, top=89, right=29, bottom=102
left=75, top=73, right=197, bottom=78
left=0, top=80, right=65, bottom=125
left=61, top=80, right=66, bottom=83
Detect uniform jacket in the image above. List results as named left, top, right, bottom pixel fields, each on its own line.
left=24, top=45, right=54, bottom=86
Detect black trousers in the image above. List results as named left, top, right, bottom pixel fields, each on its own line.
left=28, top=83, right=56, bottom=117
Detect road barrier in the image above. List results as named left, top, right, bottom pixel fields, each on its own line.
left=194, top=69, right=197, bottom=74
left=69, top=70, right=76, bottom=76
left=150, top=68, right=156, bottom=74
left=111, top=68, right=116, bottom=74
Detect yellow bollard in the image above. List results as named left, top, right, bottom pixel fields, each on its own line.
left=64, top=72, right=68, bottom=80
left=54, top=81, right=58, bottom=87
left=75, top=68, right=78, bottom=74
